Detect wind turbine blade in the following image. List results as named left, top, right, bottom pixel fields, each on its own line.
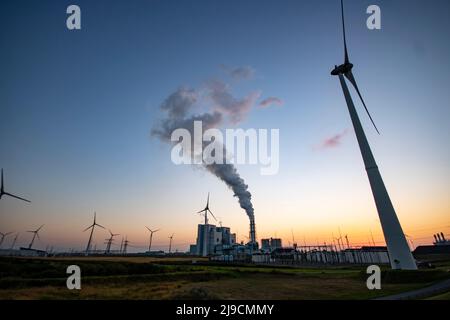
left=341, top=0, right=349, bottom=64
left=37, top=225, right=44, bottom=232
left=146, top=226, right=151, bottom=232
left=4, top=192, right=31, bottom=203
left=344, top=71, right=380, bottom=134
left=36, top=233, right=40, bottom=240
left=83, top=225, right=93, bottom=232
left=95, top=223, right=106, bottom=229
left=197, top=209, right=206, bottom=214
left=1, top=168, right=3, bottom=192
left=154, top=229, right=160, bottom=233
left=207, top=192, right=210, bottom=207
left=208, top=209, right=217, bottom=221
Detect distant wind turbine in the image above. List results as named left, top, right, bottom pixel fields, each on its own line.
left=196, top=193, right=216, bottom=256
left=145, top=227, right=160, bottom=252
left=330, top=0, right=416, bottom=270
left=197, top=193, right=217, bottom=225
left=0, top=231, right=13, bottom=248
left=168, top=233, right=174, bottom=254
left=83, top=212, right=105, bottom=255
left=105, top=229, right=119, bottom=254
left=122, top=236, right=129, bottom=254
left=0, top=169, right=30, bottom=203
left=27, top=225, right=44, bottom=249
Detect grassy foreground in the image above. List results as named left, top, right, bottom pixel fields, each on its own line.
left=0, top=256, right=448, bottom=300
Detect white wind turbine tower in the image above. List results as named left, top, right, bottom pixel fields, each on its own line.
left=330, top=0, right=416, bottom=269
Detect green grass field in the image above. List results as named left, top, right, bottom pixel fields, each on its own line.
left=0, top=256, right=448, bottom=300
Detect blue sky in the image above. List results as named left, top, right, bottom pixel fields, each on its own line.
left=0, top=0, right=449, bottom=252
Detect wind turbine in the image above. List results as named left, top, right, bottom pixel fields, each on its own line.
left=27, top=225, right=44, bottom=249
left=105, top=229, right=119, bottom=254
left=291, top=229, right=297, bottom=249
left=197, top=193, right=217, bottom=225
left=344, top=234, right=351, bottom=249
left=83, top=212, right=105, bottom=255
left=119, top=236, right=124, bottom=253
left=332, top=232, right=342, bottom=251
left=168, top=233, right=174, bottom=254
left=196, top=193, right=216, bottom=257
left=145, top=227, right=160, bottom=252
left=0, top=231, right=13, bottom=248
left=0, top=169, right=30, bottom=203
left=122, top=236, right=129, bottom=254
left=331, top=0, right=417, bottom=270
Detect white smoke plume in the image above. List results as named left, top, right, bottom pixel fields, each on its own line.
left=151, top=82, right=257, bottom=220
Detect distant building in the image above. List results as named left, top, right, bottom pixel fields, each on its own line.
left=413, top=232, right=450, bottom=255
left=193, top=224, right=236, bottom=256
left=414, top=233, right=450, bottom=254
left=261, top=239, right=270, bottom=252
left=0, top=248, right=47, bottom=257
left=413, top=245, right=450, bottom=255
left=261, top=238, right=282, bottom=253
left=271, top=238, right=282, bottom=250
left=433, top=232, right=450, bottom=246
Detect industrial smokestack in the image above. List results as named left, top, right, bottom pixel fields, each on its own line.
left=433, top=234, right=438, bottom=243
left=205, top=163, right=256, bottom=246
left=441, top=232, right=446, bottom=242
left=437, top=233, right=442, bottom=242
left=249, top=216, right=256, bottom=246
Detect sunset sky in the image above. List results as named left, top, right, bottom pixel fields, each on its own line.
left=0, top=0, right=449, bottom=252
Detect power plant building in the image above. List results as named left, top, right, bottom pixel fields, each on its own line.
left=191, top=224, right=236, bottom=256
left=261, top=238, right=282, bottom=252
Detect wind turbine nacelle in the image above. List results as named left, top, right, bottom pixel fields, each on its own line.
left=331, top=62, right=353, bottom=76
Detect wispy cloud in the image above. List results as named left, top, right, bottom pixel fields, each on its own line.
left=259, top=97, right=283, bottom=108
left=220, top=64, right=255, bottom=80
left=153, top=65, right=281, bottom=140
left=319, top=129, right=349, bottom=149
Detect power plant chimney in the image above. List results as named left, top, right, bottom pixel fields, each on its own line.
left=249, top=217, right=256, bottom=248
left=441, top=232, right=447, bottom=242
left=433, top=234, right=438, bottom=243
left=437, top=233, right=442, bottom=242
